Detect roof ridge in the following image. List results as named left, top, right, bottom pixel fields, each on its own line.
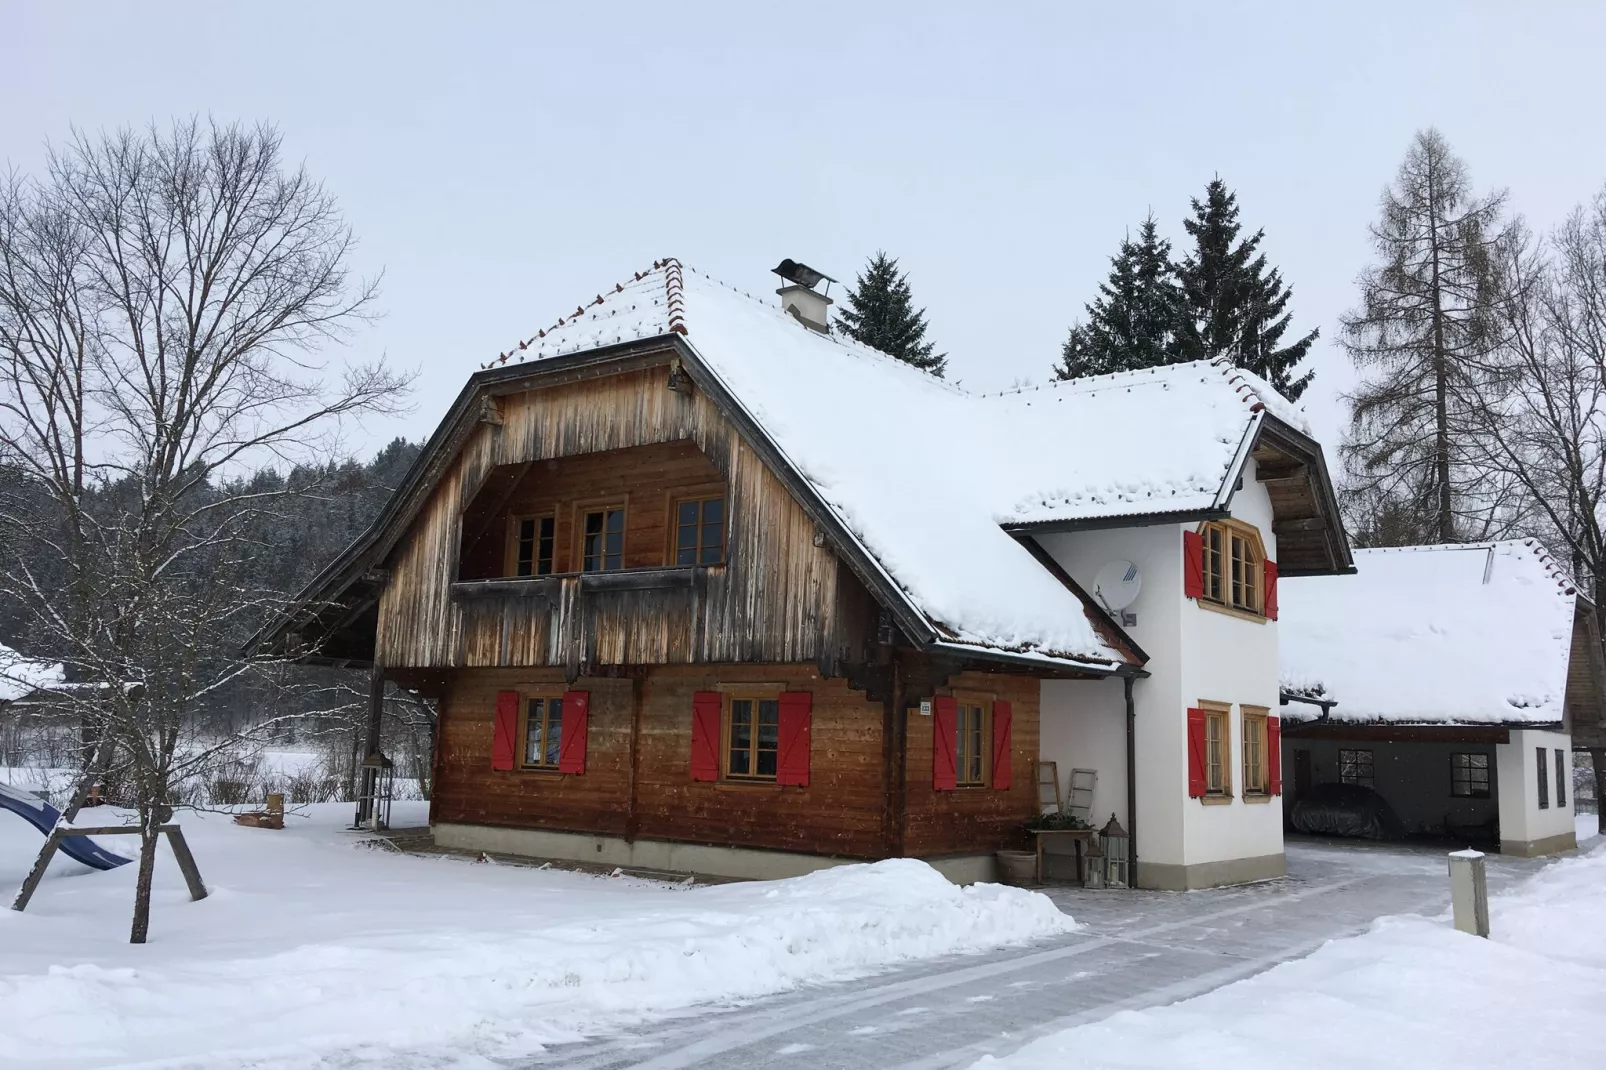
left=1215, top=359, right=1270, bottom=415
left=481, top=258, right=679, bottom=370
left=1354, top=539, right=1578, bottom=597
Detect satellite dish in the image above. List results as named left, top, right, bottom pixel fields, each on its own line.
left=1093, top=559, right=1143, bottom=612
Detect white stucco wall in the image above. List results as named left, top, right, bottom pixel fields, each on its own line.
left=1496, top=728, right=1575, bottom=850
left=1040, top=677, right=1128, bottom=828
left=1177, top=460, right=1284, bottom=867
left=1036, top=457, right=1286, bottom=881
left=1037, top=522, right=1184, bottom=869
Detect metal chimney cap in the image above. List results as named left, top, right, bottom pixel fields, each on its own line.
left=772, top=259, right=836, bottom=292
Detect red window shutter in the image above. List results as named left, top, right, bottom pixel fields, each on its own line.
left=1186, top=707, right=1207, bottom=797
left=777, top=691, right=813, bottom=787
left=1268, top=717, right=1283, bottom=795
left=932, top=696, right=958, bottom=791
left=558, top=691, right=589, bottom=774
left=1183, top=530, right=1205, bottom=599
left=1263, top=558, right=1279, bottom=620
left=690, top=691, right=721, bottom=782
left=492, top=690, right=519, bottom=771
left=991, top=700, right=1014, bottom=791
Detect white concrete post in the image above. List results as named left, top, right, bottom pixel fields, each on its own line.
left=1448, top=849, right=1489, bottom=938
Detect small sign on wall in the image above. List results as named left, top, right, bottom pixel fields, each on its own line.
left=919, top=699, right=932, bottom=717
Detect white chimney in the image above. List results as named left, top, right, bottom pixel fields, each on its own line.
left=772, top=259, right=836, bottom=334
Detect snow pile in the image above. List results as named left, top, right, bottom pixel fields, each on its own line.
left=1280, top=540, right=1578, bottom=723
left=976, top=844, right=1606, bottom=1070
left=0, top=804, right=1072, bottom=1069
left=0, top=641, right=64, bottom=703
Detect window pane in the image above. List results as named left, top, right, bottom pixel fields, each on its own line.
left=606, top=508, right=624, bottom=533
left=605, top=530, right=622, bottom=555
left=727, top=699, right=751, bottom=775
left=605, top=552, right=622, bottom=571
left=546, top=700, right=563, bottom=765
left=703, top=498, right=723, bottom=524
left=678, top=500, right=698, bottom=526
left=525, top=699, right=544, bottom=765
left=703, top=520, right=721, bottom=548
left=757, top=701, right=779, bottom=778
left=678, top=523, right=697, bottom=552
left=537, top=517, right=555, bottom=575
left=677, top=546, right=696, bottom=566
left=585, top=512, right=603, bottom=536
left=700, top=544, right=721, bottom=565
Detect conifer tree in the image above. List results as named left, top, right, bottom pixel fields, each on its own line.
left=835, top=252, right=947, bottom=377
left=1176, top=178, right=1318, bottom=400
left=1053, top=215, right=1186, bottom=380
left=1339, top=128, right=1511, bottom=545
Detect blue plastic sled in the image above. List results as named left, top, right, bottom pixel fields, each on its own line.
left=0, top=781, right=132, bottom=870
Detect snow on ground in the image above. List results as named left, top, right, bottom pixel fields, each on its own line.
left=976, top=843, right=1606, bottom=1070
left=1579, top=809, right=1600, bottom=842
left=0, top=803, right=1072, bottom=1069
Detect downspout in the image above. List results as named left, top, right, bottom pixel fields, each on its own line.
left=1124, top=673, right=1138, bottom=888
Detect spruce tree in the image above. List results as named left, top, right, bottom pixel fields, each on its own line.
left=1054, top=215, right=1186, bottom=380
left=1339, top=128, right=1511, bottom=545
left=1176, top=178, right=1318, bottom=400
left=835, top=252, right=947, bottom=377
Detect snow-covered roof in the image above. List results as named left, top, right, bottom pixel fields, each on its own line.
left=479, top=260, right=1301, bottom=670
left=0, top=641, right=64, bottom=703
left=1279, top=540, right=1580, bottom=725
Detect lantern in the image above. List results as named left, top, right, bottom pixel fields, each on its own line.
left=1081, top=835, right=1105, bottom=889
left=357, top=752, right=395, bottom=832
left=1099, top=812, right=1130, bottom=889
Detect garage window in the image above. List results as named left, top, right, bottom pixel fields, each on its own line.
left=1450, top=753, right=1490, bottom=799
left=1339, top=748, right=1374, bottom=788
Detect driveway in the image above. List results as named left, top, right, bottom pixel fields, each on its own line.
left=511, top=839, right=1557, bottom=1070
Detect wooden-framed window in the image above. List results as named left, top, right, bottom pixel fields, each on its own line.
left=1203, top=705, right=1231, bottom=796
left=726, top=695, right=780, bottom=779
left=581, top=505, right=625, bottom=572
left=519, top=694, right=565, bottom=769
left=1241, top=707, right=1269, bottom=795
left=1450, top=752, right=1490, bottom=798
left=1339, top=748, right=1374, bottom=788
left=674, top=496, right=725, bottom=566
left=1536, top=747, right=1549, bottom=809
left=954, top=700, right=988, bottom=787
left=1200, top=519, right=1263, bottom=614
left=513, top=514, right=555, bottom=577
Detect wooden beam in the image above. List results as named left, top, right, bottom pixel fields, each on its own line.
left=1281, top=722, right=1515, bottom=744
left=1273, top=517, right=1328, bottom=534
left=1257, top=465, right=1308, bottom=484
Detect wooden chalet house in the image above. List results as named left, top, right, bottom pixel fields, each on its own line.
left=254, top=258, right=1351, bottom=888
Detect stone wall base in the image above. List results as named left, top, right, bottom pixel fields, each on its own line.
left=431, top=822, right=996, bottom=884
left=1138, top=852, right=1287, bottom=891
left=1499, top=831, right=1577, bottom=858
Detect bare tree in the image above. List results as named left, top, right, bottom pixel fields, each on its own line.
left=0, top=119, right=410, bottom=942
left=1467, top=189, right=1606, bottom=798
left=1339, top=128, right=1516, bottom=545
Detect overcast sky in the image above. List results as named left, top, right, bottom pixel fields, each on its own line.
left=6, top=1, right=1605, bottom=460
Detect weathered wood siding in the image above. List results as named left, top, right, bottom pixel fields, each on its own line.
left=432, top=663, right=1042, bottom=860
left=375, top=366, right=874, bottom=672
left=434, top=664, right=885, bottom=858
left=902, top=672, right=1040, bottom=856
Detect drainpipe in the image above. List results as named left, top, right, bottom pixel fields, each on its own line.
left=1124, top=673, right=1138, bottom=888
